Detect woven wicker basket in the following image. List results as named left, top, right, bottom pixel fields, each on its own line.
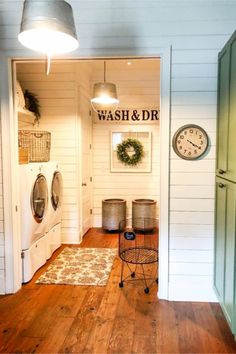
left=102, top=199, right=126, bottom=231
left=132, top=199, right=157, bottom=230
left=18, top=130, right=51, bottom=162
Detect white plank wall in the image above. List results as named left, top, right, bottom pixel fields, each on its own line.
left=0, top=50, right=5, bottom=293
left=92, top=125, right=160, bottom=226
left=92, top=59, right=160, bottom=226
left=0, top=0, right=236, bottom=300
left=17, top=62, right=82, bottom=244
left=0, top=136, right=4, bottom=293
left=16, top=61, right=92, bottom=244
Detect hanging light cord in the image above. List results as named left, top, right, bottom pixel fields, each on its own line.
left=46, top=53, right=51, bottom=76
left=104, top=61, right=106, bottom=82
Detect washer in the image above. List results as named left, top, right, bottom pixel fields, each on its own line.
left=45, top=162, right=63, bottom=259
left=19, top=162, right=49, bottom=282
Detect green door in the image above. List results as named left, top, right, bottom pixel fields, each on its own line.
left=216, top=46, right=230, bottom=177
left=214, top=177, right=236, bottom=331
left=224, top=181, right=236, bottom=329
left=215, top=31, right=236, bottom=336
left=217, top=33, right=236, bottom=182
left=214, top=178, right=226, bottom=302
left=227, top=37, right=236, bottom=182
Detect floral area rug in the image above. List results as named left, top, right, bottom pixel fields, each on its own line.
left=36, top=247, right=117, bottom=286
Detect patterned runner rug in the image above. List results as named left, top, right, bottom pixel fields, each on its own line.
left=36, top=247, right=117, bottom=286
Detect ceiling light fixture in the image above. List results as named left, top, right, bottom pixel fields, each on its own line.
left=18, top=0, right=79, bottom=75
left=90, top=61, right=119, bottom=114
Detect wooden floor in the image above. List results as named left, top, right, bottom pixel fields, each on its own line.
left=0, top=228, right=236, bottom=353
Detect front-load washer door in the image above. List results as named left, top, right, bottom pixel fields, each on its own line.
left=51, top=171, right=63, bottom=210
left=31, top=174, right=48, bottom=223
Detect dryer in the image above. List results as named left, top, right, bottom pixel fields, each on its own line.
left=19, top=162, right=49, bottom=282
left=45, top=162, right=63, bottom=259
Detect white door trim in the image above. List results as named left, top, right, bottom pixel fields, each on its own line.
left=0, top=55, right=22, bottom=293
left=158, top=48, right=171, bottom=299
left=77, top=83, right=93, bottom=239
left=1, top=47, right=171, bottom=298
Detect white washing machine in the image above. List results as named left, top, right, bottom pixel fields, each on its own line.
left=19, top=162, right=49, bottom=282
left=45, top=162, right=63, bottom=259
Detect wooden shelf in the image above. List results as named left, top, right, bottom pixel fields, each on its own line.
left=18, top=107, right=35, bottom=128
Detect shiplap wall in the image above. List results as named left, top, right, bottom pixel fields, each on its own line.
left=0, top=0, right=236, bottom=300
left=93, top=124, right=160, bottom=225
left=92, top=59, right=160, bottom=226
left=17, top=62, right=91, bottom=245
left=0, top=133, right=4, bottom=293
left=17, top=62, right=79, bottom=244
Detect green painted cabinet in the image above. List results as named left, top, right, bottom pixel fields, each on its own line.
left=216, top=30, right=236, bottom=181
left=215, top=30, right=236, bottom=335
left=214, top=178, right=236, bottom=331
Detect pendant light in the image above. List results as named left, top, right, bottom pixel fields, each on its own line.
left=91, top=61, right=119, bottom=114
left=18, top=0, right=78, bottom=75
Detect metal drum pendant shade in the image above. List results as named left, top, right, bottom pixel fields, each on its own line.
left=91, top=83, right=118, bottom=105
left=91, top=62, right=119, bottom=114
left=18, top=0, right=78, bottom=55
left=91, top=82, right=119, bottom=112
left=91, top=86, right=119, bottom=113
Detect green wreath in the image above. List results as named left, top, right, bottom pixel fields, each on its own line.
left=116, top=138, right=144, bottom=166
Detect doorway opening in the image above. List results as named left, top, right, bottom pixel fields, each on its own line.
left=3, top=51, right=170, bottom=297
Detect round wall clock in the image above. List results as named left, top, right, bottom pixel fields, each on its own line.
left=172, top=124, right=209, bottom=160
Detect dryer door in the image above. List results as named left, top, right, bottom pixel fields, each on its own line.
left=51, top=171, right=63, bottom=210
left=31, top=174, right=48, bottom=223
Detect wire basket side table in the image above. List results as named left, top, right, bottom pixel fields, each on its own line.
left=118, top=218, right=158, bottom=294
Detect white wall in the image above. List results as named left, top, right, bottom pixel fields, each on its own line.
left=17, top=61, right=92, bottom=244
left=0, top=133, right=4, bottom=293
left=17, top=59, right=159, bottom=234
left=92, top=59, right=160, bottom=226
left=93, top=124, right=160, bottom=226
left=1, top=0, right=236, bottom=300
left=17, top=62, right=79, bottom=244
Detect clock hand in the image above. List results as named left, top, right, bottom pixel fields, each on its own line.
left=187, top=139, right=200, bottom=148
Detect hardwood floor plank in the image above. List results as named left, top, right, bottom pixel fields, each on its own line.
left=59, top=286, right=104, bottom=353
left=35, top=316, right=75, bottom=353
left=0, top=286, right=42, bottom=323
left=84, top=257, right=122, bottom=354
left=131, top=287, right=158, bottom=353
left=52, top=285, right=88, bottom=318
left=210, top=302, right=236, bottom=353
left=193, top=302, right=228, bottom=353
left=155, top=300, right=180, bottom=353
left=132, top=335, right=157, bottom=354
left=3, top=336, right=43, bottom=354
left=19, top=285, right=66, bottom=338
left=81, top=228, right=118, bottom=248
left=108, top=317, right=135, bottom=354
left=0, top=228, right=236, bottom=354
left=107, top=287, right=138, bottom=353
left=0, top=286, right=55, bottom=352
left=174, top=301, right=206, bottom=353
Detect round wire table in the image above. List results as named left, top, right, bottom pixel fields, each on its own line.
left=118, top=218, right=159, bottom=294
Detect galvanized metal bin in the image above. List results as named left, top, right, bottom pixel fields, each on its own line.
left=132, top=199, right=157, bottom=230
left=102, top=199, right=126, bottom=231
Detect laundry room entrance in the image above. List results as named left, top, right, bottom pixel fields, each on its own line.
left=8, top=53, right=170, bottom=297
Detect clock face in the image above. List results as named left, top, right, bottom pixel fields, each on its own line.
left=172, top=124, right=209, bottom=160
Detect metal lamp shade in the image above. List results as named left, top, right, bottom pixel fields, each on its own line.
left=91, top=82, right=119, bottom=113
left=18, top=0, right=78, bottom=54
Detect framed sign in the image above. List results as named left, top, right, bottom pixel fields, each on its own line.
left=110, top=131, right=151, bottom=172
